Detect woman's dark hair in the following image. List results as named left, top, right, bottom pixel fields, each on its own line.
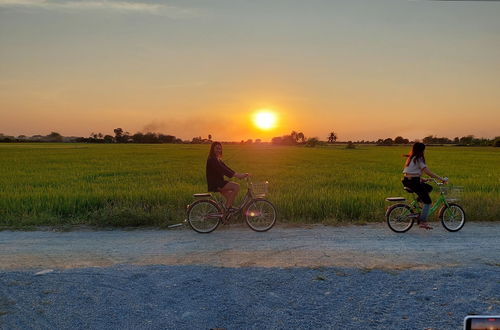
left=405, top=142, right=426, bottom=166
left=208, top=141, right=222, bottom=159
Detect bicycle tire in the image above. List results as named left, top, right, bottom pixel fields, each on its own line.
left=439, top=203, right=466, bottom=232
left=386, top=203, right=414, bottom=233
left=244, top=198, right=277, bottom=232
left=187, top=199, right=222, bottom=233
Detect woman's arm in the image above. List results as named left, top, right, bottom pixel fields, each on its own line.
left=218, top=160, right=248, bottom=179
left=218, top=160, right=235, bottom=178
left=422, top=167, right=447, bottom=182
left=234, top=172, right=249, bottom=179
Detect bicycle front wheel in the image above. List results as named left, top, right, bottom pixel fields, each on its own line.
left=386, top=204, right=414, bottom=233
left=439, top=203, right=465, bottom=232
left=187, top=199, right=222, bottom=233
left=244, top=198, right=277, bottom=232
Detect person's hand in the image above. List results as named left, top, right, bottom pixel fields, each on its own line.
left=441, top=177, right=449, bottom=184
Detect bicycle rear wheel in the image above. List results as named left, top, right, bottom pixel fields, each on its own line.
left=386, top=204, right=414, bottom=233
left=244, top=198, right=277, bottom=232
left=439, top=203, right=465, bottom=232
left=187, top=199, right=222, bottom=233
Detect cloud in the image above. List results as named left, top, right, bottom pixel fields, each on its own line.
left=0, top=0, right=200, bottom=17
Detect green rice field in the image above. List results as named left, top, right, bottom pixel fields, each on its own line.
left=0, top=143, right=498, bottom=227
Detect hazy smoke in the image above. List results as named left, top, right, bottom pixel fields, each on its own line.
left=140, top=116, right=256, bottom=142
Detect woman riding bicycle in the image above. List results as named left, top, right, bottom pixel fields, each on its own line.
left=206, top=142, right=248, bottom=212
left=402, top=142, right=447, bottom=230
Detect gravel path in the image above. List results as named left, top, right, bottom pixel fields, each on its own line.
left=1, top=222, right=499, bottom=329
left=1, top=265, right=499, bottom=329
left=1, top=223, right=499, bottom=270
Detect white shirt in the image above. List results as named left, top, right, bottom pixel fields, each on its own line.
left=403, top=157, right=426, bottom=176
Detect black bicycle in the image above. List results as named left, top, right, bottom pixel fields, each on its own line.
left=186, top=177, right=277, bottom=233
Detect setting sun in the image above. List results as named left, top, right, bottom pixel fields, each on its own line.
left=253, top=111, right=277, bottom=130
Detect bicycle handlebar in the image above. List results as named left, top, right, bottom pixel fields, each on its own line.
left=425, top=177, right=448, bottom=185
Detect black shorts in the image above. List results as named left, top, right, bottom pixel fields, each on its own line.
left=402, top=177, right=432, bottom=204
left=208, top=180, right=229, bottom=193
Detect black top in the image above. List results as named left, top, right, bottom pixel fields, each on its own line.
left=206, top=156, right=235, bottom=192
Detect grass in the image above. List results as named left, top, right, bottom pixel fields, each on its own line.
left=0, top=143, right=498, bottom=227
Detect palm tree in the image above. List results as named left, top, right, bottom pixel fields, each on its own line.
left=328, top=132, right=337, bottom=143
left=297, top=132, right=305, bottom=143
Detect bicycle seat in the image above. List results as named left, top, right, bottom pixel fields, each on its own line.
left=403, top=187, right=414, bottom=194
left=386, top=197, right=406, bottom=202
left=193, top=193, right=212, bottom=198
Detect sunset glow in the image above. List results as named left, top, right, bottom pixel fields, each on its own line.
left=0, top=2, right=499, bottom=141
left=253, top=111, right=277, bottom=131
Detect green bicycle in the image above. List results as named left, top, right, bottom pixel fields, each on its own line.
left=186, top=177, right=277, bottom=233
left=385, top=178, right=465, bottom=233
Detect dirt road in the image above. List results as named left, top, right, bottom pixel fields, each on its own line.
left=1, top=222, right=498, bottom=270
left=1, top=223, right=499, bottom=329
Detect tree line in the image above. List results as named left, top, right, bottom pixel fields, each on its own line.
left=1, top=130, right=499, bottom=147
left=270, top=132, right=500, bottom=147
left=0, top=129, right=184, bottom=144
left=81, top=128, right=184, bottom=144
left=375, top=135, right=500, bottom=147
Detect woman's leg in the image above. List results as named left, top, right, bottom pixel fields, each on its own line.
left=403, top=178, right=432, bottom=228
left=413, top=182, right=432, bottom=227
left=218, top=182, right=240, bottom=209
left=420, top=203, right=431, bottom=221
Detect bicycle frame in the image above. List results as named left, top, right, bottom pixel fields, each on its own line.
left=408, top=194, right=449, bottom=216
left=386, top=177, right=465, bottom=233
left=212, top=178, right=260, bottom=216
left=406, top=180, right=451, bottom=217
left=187, top=177, right=277, bottom=233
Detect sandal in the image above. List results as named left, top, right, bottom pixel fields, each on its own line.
left=419, top=222, right=433, bottom=230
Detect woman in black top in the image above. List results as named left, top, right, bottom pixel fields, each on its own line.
left=206, top=142, right=248, bottom=211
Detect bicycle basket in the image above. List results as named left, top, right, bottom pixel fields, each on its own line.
left=251, top=181, right=269, bottom=196
left=441, top=186, right=463, bottom=202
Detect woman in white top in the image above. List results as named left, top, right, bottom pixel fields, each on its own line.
left=402, top=142, right=447, bottom=229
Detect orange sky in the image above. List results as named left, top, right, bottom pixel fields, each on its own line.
left=1, top=1, right=499, bottom=141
